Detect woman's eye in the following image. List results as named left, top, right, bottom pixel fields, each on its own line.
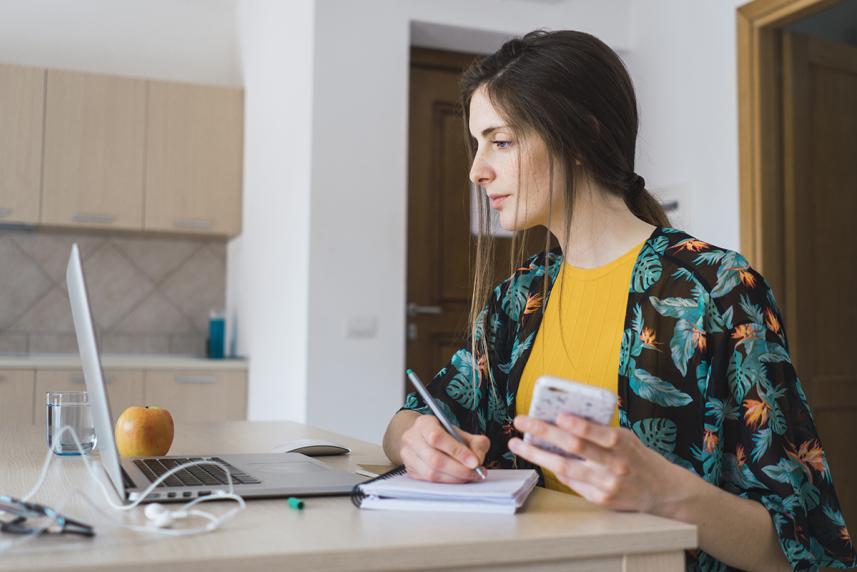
left=493, top=140, right=511, bottom=150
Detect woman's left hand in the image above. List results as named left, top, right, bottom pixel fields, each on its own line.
left=509, top=414, right=692, bottom=514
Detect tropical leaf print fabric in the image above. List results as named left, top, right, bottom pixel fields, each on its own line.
left=400, top=227, right=856, bottom=571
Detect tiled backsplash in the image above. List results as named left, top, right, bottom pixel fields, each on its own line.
left=0, top=228, right=226, bottom=357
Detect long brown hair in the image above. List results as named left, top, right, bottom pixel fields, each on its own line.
left=460, top=30, right=669, bottom=381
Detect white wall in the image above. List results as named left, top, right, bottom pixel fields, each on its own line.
left=234, top=0, right=315, bottom=423
left=627, top=0, right=746, bottom=251
left=0, top=0, right=241, bottom=86
left=304, top=0, right=409, bottom=442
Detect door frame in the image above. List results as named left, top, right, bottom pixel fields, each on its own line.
left=736, top=0, right=840, bottom=305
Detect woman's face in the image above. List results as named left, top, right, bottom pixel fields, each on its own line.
left=468, top=86, right=561, bottom=232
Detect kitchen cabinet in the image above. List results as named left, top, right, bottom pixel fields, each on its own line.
left=0, top=370, right=35, bottom=426
left=0, top=64, right=244, bottom=237
left=143, top=369, right=247, bottom=423
left=0, top=358, right=247, bottom=430
left=41, top=70, right=147, bottom=231
left=34, top=369, right=144, bottom=429
left=145, top=81, right=243, bottom=236
left=0, top=64, right=44, bottom=225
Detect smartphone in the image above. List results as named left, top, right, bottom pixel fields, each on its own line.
left=523, top=375, right=617, bottom=458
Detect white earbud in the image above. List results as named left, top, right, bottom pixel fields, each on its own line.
left=152, top=511, right=174, bottom=529
left=144, top=503, right=166, bottom=520
left=145, top=503, right=192, bottom=529
left=145, top=503, right=174, bottom=528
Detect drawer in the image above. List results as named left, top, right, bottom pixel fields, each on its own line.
left=34, top=369, right=144, bottom=429
left=0, top=370, right=35, bottom=426
left=143, top=370, right=246, bottom=423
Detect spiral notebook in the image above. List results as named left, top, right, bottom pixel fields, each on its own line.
left=351, top=466, right=539, bottom=514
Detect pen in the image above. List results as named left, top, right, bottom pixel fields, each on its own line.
left=405, top=369, right=488, bottom=480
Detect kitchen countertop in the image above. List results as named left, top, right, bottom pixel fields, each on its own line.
left=0, top=353, right=248, bottom=370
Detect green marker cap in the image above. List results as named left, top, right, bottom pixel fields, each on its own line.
left=287, top=497, right=304, bottom=510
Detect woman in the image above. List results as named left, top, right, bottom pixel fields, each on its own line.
left=382, top=30, right=855, bottom=571
left=384, top=32, right=857, bottom=570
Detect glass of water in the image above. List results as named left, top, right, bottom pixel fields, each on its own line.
left=46, top=391, right=97, bottom=456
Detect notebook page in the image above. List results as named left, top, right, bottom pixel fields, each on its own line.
left=360, top=469, right=537, bottom=502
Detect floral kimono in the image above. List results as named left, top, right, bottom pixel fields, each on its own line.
left=401, top=226, right=856, bottom=571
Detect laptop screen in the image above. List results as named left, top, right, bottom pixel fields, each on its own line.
left=66, top=243, right=126, bottom=500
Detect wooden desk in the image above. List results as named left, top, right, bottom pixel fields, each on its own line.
left=0, top=421, right=696, bottom=571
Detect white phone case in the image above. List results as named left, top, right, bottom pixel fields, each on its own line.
left=523, top=375, right=617, bottom=458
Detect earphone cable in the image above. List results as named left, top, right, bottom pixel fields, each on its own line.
left=1, top=424, right=246, bottom=554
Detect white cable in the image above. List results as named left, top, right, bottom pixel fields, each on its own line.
left=1, top=425, right=246, bottom=553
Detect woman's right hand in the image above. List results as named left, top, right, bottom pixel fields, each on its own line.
left=400, top=414, right=491, bottom=483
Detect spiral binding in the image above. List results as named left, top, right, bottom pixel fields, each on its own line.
left=350, top=465, right=407, bottom=508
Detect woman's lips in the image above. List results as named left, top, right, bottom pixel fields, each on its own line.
left=489, top=195, right=510, bottom=209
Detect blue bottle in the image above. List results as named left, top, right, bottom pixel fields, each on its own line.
left=208, top=311, right=225, bottom=359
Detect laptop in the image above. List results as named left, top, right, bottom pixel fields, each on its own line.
left=65, top=244, right=366, bottom=503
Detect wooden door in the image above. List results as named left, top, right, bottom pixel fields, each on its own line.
left=145, top=81, right=243, bottom=236
left=42, top=70, right=146, bottom=230
left=0, top=64, right=44, bottom=225
left=783, top=31, right=857, bottom=531
left=405, top=48, right=549, bottom=388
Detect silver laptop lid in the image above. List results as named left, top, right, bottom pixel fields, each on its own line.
left=66, top=244, right=126, bottom=499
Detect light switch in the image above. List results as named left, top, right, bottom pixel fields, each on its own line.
left=346, top=316, right=378, bottom=339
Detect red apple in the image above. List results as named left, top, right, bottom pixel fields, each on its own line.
left=114, top=406, right=174, bottom=457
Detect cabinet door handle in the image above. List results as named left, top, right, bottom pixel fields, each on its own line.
left=0, top=207, right=13, bottom=218
left=175, top=375, right=216, bottom=384
left=173, top=218, right=212, bottom=230
left=72, top=212, right=116, bottom=224
left=71, top=375, right=111, bottom=384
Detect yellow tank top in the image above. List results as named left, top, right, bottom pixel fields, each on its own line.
left=516, top=240, right=645, bottom=494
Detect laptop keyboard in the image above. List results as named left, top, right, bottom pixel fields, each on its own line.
left=133, top=457, right=261, bottom=488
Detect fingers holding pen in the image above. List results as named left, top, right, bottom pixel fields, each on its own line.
left=424, top=426, right=480, bottom=469
left=401, top=447, right=473, bottom=483
left=401, top=415, right=488, bottom=483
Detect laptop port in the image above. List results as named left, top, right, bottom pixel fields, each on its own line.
left=167, top=492, right=176, bottom=498
left=183, top=492, right=192, bottom=498
left=199, top=490, right=211, bottom=497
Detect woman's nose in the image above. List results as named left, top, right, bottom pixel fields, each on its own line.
left=469, top=157, right=494, bottom=186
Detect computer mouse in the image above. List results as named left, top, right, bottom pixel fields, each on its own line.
left=270, top=438, right=351, bottom=456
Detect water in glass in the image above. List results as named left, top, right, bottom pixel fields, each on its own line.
left=46, top=392, right=97, bottom=455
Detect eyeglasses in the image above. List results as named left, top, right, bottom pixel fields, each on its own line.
left=0, top=496, right=94, bottom=538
